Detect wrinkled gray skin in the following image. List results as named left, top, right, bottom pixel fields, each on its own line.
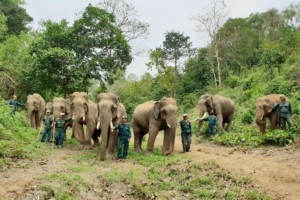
left=255, top=94, right=281, bottom=133
left=26, top=93, right=46, bottom=129
left=70, top=92, right=99, bottom=150
left=132, top=97, right=177, bottom=155
left=47, top=97, right=73, bottom=140
left=196, top=94, right=235, bottom=135
left=96, top=93, right=126, bottom=161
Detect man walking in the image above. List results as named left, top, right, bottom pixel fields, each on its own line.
left=8, top=95, right=25, bottom=115
left=113, top=116, right=131, bottom=161
left=269, top=94, right=293, bottom=130
left=54, top=113, right=72, bottom=148
left=41, top=110, right=53, bottom=142
left=200, top=110, right=218, bottom=136
left=179, top=113, right=192, bottom=153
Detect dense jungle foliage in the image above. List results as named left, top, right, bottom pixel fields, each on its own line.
left=0, top=1, right=300, bottom=146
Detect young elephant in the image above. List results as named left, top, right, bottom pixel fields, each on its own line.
left=69, top=92, right=99, bottom=149
left=196, top=94, right=235, bottom=135
left=132, top=97, right=178, bottom=155
left=255, top=94, right=281, bottom=133
left=96, top=93, right=126, bottom=161
left=26, top=93, right=46, bottom=129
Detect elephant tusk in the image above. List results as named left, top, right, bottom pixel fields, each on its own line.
left=96, top=121, right=100, bottom=130
left=167, top=123, right=171, bottom=128
left=82, top=115, right=85, bottom=121
left=110, top=121, right=114, bottom=131
left=260, top=117, right=263, bottom=121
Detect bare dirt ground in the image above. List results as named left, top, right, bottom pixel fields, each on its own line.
left=1, top=134, right=300, bottom=200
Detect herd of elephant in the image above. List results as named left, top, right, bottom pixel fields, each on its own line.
left=25, top=92, right=284, bottom=161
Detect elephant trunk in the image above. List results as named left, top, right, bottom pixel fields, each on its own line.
left=255, top=110, right=266, bottom=126
left=196, top=110, right=205, bottom=136
left=99, top=119, right=111, bottom=161
left=163, top=118, right=176, bottom=155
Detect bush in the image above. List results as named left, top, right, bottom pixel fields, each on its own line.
left=262, top=130, right=294, bottom=146
left=225, top=75, right=240, bottom=88
left=241, top=111, right=254, bottom=125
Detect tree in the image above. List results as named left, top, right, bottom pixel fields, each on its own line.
left=194, top=0, right=229, bottom=88
left=162, top=31, right=195, bottom=97
left=0, top=0, right=32, bottom=35
left=97, top=0, right=149, bottom=55
left=0, top=13, right=7, bottom=40
left=72, top=5, right=132, bottom=85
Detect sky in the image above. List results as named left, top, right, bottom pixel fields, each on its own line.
left=23, top=0, right=297, bottom=78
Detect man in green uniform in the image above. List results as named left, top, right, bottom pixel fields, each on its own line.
left=7, top=95, right=25, bottom=115
left=179, top=113, right=192, bottom=153
left=269, top=95, right=293, bottom=130
left=54, top=113, right=72, bottom=148
left=113, top=116, right=131, bottom=161
left=200, top=110, right=218, bottom=136
left=41, top=110, right=53, bottom=142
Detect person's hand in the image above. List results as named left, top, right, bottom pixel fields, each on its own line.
left=128, top=139, right=130, bottom=142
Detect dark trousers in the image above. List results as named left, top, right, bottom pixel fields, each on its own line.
left=279, top=116, right=292, bottom=130
left=207, top=125, right=217, bottom=136
left=181, top=133, right=191, bottom=152
left=118, top=138, right=129, bottom=159
left=41, top=127, right=51, bottom=142
left=55, top=128, right=65, bottom=146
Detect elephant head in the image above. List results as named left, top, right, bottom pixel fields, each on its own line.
left=153, top=97, right=177, bottom=155
left=70, top=92, right=89, bottom=123
left=196, top=94, right=214, bottom=134
left=96, top=93, right=123, bottom=161
left=52, top=97, right=69, bottom=119
left=45, top=102, right=53, bottom=114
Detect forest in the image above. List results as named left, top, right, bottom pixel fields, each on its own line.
left=0, top=0, right=300, bottom=199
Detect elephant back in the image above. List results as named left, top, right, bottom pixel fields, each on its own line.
left=255, top=94, right=281, bottom=109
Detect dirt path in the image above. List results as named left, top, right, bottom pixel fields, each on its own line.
left=1, top=135, right=300, bottom=200
left=163, top=134, right=300, bottom=200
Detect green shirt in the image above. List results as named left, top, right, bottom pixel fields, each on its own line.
left=204, top=115, right=217, bottom=127
left=272, top=102, right=292, bottom=116
left=179, top=120, right=192, bottom=134
left=43, top=115, right=54, bottom=128
left=114, top=123, right=131, bottom=140
left=8, top=99, right=24, bottom=111
left=55, top=118, right=71, bottom=129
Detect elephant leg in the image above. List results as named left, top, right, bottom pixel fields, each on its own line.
left=216, top=114, right=224, bottom=130
left=107, top=130, right=117, bottom=160
left=133, top=126, right=142, bottom=152
left=139, top=131, right=147, bottom=151
left=92, top=129, right=100, bottom=145
left=260, top=122, right=267, bottom=133
left=73, top=124, right=84, bottom=148
left=84, top=124, right=94, bottom=149
left=146, top=127, right=159, bottom=154
left=270, top=113, right=278, bottom=131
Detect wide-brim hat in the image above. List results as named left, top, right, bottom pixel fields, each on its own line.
left=60, top=113, right=65, bottom=116
left=122, top=115, right=127, bottom=119
left=46, top=110, right=51, bottom=113
left=183, top=113, right=187, bottom=117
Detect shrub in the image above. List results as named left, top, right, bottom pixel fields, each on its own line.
left=226, top=75, right=240, bottom=88
left=262, top=130, right=294, bottom=146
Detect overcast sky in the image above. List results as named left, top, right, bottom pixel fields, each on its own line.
left=24, top=0, right=296, bottom=78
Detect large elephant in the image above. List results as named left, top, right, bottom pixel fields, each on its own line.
left=69, top=92, right=99, bottom=149
left=196, top=94, right=235, bottom=134
left=96, top=93, right=126, bottom=161
left=26, top=93, right=46, bottom=129
left=47, top=97, right=73, bottom=139
left=255, top=94, right=281, bottom=133
left=132, top=97, right=178, bottom=155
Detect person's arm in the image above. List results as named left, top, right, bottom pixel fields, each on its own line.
left=289, top=103, right=292, bottom=115
left=269, top=104, right=278, bottom=113
left=129, top=125, right=132, bottom=140
left=16, top=101, right=25, bottom=106
left=65, top=118, right=72, bottom=122
left=199, top=112, right=208, bottom=120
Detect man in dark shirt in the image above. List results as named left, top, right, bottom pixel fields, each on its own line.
left=113, top=116, right=131, bottom=160
left=41, top=110, right=54, bottom=142
left=179, top=113, right=192, bottom=153
left=54, top=113, right=72, bottom=148
left=200, top=110, right=218, bottom=136
left=8, top=95, right=25, bottom=115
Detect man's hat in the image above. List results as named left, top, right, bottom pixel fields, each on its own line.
left=60, top=112, right=65, bottom=116
left=46, top=110, right=51, bottom=113
left=122, top=115, right=127, bottom=119
left=183, top=113, right=187, bottom=117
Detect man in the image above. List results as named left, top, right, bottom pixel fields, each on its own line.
left=54, top=113, right=72, bottom=148
left=41, top=110, right=53, bottom=142
left=113, top=116, right=131, bottom=161
left=200, top=110, right=217, bottom=136
left=179, top=113, right=192, bottom=153
left=269, top=94, right=292, bottom=130
left=8, top=95, right=25, bottom=115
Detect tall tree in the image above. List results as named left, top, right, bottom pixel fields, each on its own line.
left=162, top=31, right=195, bottom=97
left=194, top=0, right=229, bottom=88
left=0, top=0, right=32, bottom=35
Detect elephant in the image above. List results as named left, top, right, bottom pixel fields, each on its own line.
left=26, top=93, right=46, bottom=129
left=47, top=97, right=73, bottom=140
left=69, top=92, right=99, bottom=149
left=255, top=94, right=281, bottom=133
left=132, top=97, right=178, bottom=155
left=96, top=93, right=126, bottom=161
left=196, top=94, right=235, bottom=135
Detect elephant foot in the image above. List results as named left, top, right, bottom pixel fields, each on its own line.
left=107, top=153, right=116, bottom=160
left=84, top=145, right=93, bottom=150
left=145, top=150, right=153, bottom=155
left=134, top=148, right=142, bottom=153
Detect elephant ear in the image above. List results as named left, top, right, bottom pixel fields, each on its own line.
left=153, top=101, right=161, bottom=120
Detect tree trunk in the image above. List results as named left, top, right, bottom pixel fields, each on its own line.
left=214, top=43, right=222, bottom=88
